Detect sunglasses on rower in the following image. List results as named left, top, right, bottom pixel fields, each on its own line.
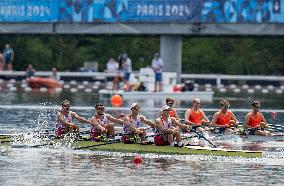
left=221, top=104, right=230, bottom=109
left=133, top=106, right=140, bottom=111
left=97, top=107, right=105, bottom=111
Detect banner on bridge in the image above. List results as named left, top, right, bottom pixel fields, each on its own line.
left=0, top=0, right=283, bottom=23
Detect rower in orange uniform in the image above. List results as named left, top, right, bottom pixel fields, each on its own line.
left=55, top=100, right=91, bottom=138
left=184, top=98, right=209, bottom=132
left=154, top=105, right=190, bottom=147
left=158, top=98, right=179, bottom=119
left=90, top=103, right=133, bottom=140
left=244, top=100, right=271, bottom=136
left=211, top=99, right=239, bottom=133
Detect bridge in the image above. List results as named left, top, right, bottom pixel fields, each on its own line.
left=0, top=0, right=284, bottom=82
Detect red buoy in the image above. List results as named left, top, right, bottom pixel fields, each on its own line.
left=133, top=155, right=143, bottom=164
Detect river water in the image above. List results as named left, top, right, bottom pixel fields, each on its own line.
left=0, top=91, right=284, bottom=185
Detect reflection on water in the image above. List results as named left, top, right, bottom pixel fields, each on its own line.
left=1, top=148, right=284, bottom=185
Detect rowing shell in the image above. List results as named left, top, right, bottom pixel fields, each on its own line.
left=0, top=135, right=262, bottom=158
left=76, top=141, right=262, bottom=158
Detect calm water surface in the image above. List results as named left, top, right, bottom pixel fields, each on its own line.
left=0, top=91, right=284, bottom=186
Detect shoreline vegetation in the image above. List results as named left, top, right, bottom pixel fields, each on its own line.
left=0, top=36, right=283, bottom=75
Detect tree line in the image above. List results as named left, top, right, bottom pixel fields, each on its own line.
left=0, top=35, right=283, bottom=75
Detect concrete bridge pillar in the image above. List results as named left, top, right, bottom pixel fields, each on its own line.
left=160, top=35, right=182, bottom=83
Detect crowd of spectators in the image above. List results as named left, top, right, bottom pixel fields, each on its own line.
left=105, top=52, right=163, bottom=92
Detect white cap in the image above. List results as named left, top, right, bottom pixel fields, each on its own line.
left=130, top=103, right=139, bottom=109
left=162, top=105, right=170, bottom=111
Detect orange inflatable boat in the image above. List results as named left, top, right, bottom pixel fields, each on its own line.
left=27, top=77, right=62, bottom=89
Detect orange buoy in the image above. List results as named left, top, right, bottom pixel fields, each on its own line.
left=133, top=155, right=143, bottom=164
left=111, top=94, right=123, bottom=107
left=271, top=112, right=278, bottom=119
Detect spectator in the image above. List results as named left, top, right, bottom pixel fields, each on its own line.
left=106, top=58, right=121, bottom=90
left=26, top=64, right=35, bottom=78
left=3, top=44, right=14, bottom=71
left=0, top=52, right=5, bottom=71
left=106, top=58, right=119, bottom=72
left=151, top=52, right=163, bottom=92
left=137, top=82, right=146, bottom=91
left=120, top=53, right=132, bottom=91
left=50, top=67, right=60, bottom=81
left=182, top=80, right=194, bottom=91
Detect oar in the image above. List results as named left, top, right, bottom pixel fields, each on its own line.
left=0, top=140, right=11, bottom=143
left=0, top=136, right=11, bottom=140
left=11, top=142, right=51, bottom=148
left=74, top=139, right=121, bottom=150
left=189, top=129, right=217, bottom=148
left=266, top=124, right=284, bottom=132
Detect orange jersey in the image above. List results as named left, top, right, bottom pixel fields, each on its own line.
left=215, top=111, right=233, bottom=126
left=247, top=112, right=262, bottom=128
left=188, top=109, right=203, bottom=125
left=169, top=108, right=177, bottom=118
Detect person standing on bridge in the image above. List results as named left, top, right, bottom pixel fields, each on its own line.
left=3, top=44, right=14, bottom=71
left=0, top=52, right=5, bottom=71
left=25, top=64, right=35, bottom=79
left=120, top=53, right=132, bottom=91
left=151, top=52, right=163, bottom=92
left=55, top=100, right=91, bottom=138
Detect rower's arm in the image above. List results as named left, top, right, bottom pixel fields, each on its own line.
left=173, top=118, right=190, bottom=130
left=260, top=113, right=268, bottom=127
left=157, top=110, right=162, bottom=118
left=210, top=113, right=219, bottom=127
left=141, top=115, right=155, bottom=128
left=89, top=117, right=104, bottom=130
left=72, top=112, right=91, bottom=124
left=107, top=114, right=124, bottom=125
left=108, top=115, right=137, bottom=131
left=173, top=110, right=180, bottom=120
left=230, top=112, right=239, bottom=126
left=201, top=110, right=210, bottom=124
left=244, top=113, right=250, bottom=128
left=57, top=112, right=72, bottom=127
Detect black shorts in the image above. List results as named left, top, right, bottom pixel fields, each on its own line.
left=247, top=128, right=262, bottom=135
left=213, top=127, right=226, bottom=134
